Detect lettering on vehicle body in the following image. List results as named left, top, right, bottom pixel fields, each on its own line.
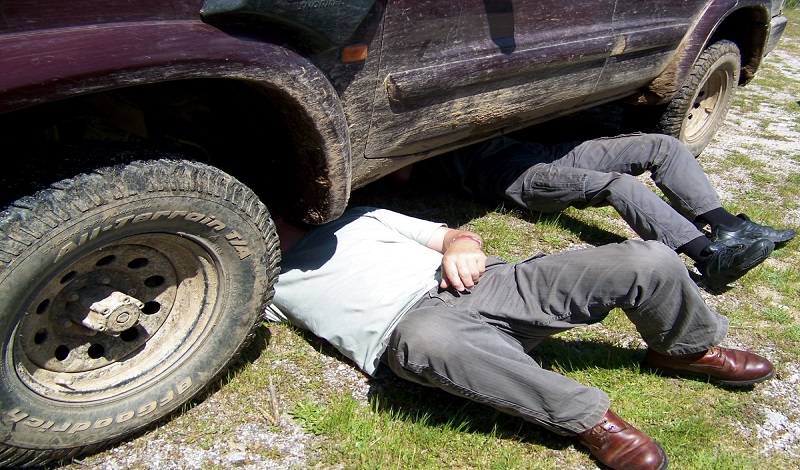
left=4, top=377, right=192, bottom=434
left=55, top=210, right=252, bottom=262
left=295, top=0, right=344, bottom=10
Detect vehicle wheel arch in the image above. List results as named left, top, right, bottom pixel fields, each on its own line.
left=154, top=55, right=355, bottom=226
left=247, top=76, right=352, bottom=225
left=1, top=31, right=352, bottom=225
left=632, top=3, right=772, bottom=106
left=707, top=5, right=772, bottom=85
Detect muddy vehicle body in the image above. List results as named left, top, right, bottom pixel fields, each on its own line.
left=0, top=0, right=787, bottom=466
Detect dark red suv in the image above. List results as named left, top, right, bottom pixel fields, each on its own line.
left=0, top=1, right=787, bottom=466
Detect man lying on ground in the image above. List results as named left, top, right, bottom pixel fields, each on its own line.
left=267, top=206, right=775, bottom=470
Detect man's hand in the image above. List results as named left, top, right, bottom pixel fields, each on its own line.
left=427, top=227, right=487, bottom=291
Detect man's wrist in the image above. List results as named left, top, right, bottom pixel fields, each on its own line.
left=451, top=234, right=483, bottom=249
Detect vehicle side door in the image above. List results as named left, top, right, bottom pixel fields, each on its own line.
left=591, top=0, right=709, bottom=100
left=363, top=0, right=615, bottom=159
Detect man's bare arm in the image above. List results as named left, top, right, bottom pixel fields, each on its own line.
left=427, top=226, right=487, bottom=291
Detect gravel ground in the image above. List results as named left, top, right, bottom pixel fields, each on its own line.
left=53, top=37, right=800, bottom=470
left=707, top=44, right=800, bottom=462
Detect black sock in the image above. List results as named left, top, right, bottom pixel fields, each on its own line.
left=678, top=235, right=713, bottom=263
left=696, top=208, right=743, bottom=229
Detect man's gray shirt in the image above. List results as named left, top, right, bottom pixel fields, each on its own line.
left=267, top=207, right=444, bottom=376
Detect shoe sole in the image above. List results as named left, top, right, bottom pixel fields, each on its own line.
left=716, top=231, right=796, bottom=244
left=718, top=234, right=795, bottom=244
left=651, top=444, right=669, bottom=470
left=641, top=362, right=776, bottom=387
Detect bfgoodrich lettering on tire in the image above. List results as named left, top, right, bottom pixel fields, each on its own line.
left=0, top=158, right=280, bottom=467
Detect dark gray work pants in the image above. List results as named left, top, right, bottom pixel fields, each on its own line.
left=385, top=240, right=728, bottom=435
left=478, top=134, right=723, bottom=250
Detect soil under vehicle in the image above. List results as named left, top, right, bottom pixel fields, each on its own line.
left=0, top=0, right=787, bottom=466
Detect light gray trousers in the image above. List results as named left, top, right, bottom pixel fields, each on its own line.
left=385, top=240, right=728, bottom=436
left=475, top=134, right=723, bottom=250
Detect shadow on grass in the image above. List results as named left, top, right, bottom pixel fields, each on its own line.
left=350, top=177, right=628, bottom=249
left=290, top=324, right=648, bottom=451
left=189, top=323, right=274, bottom=406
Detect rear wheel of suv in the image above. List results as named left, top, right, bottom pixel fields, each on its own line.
left=0, top=157, right=279, bottom=467
left=656, top=40, right=741, bottom=156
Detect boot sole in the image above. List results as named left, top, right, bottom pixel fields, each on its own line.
left=717, top=233, right=795, bottom=244
left=641, top=361, right=775, bottom=387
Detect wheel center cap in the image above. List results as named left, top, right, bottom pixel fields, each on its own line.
left=67, top=286, right=143, bottom=335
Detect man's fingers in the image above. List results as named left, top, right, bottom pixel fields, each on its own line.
left=457, top=260, right=477, bottom=290
left=440, top=256, right=486, bottom=292
left=440, top=259, right=466, bottom=291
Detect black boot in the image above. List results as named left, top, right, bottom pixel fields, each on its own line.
left=712, top=213, right=796, bottom=244
left=698, top=238, right=774, bottom=289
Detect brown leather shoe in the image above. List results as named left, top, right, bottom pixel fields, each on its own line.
left=643, top=346, right=774, bottom=387
left=578, top=408, right=668, bottom=470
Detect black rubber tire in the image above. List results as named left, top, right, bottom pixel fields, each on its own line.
left=0, top=157, right=280, bottom=467
left=655, top=40, right=741, bottom=156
